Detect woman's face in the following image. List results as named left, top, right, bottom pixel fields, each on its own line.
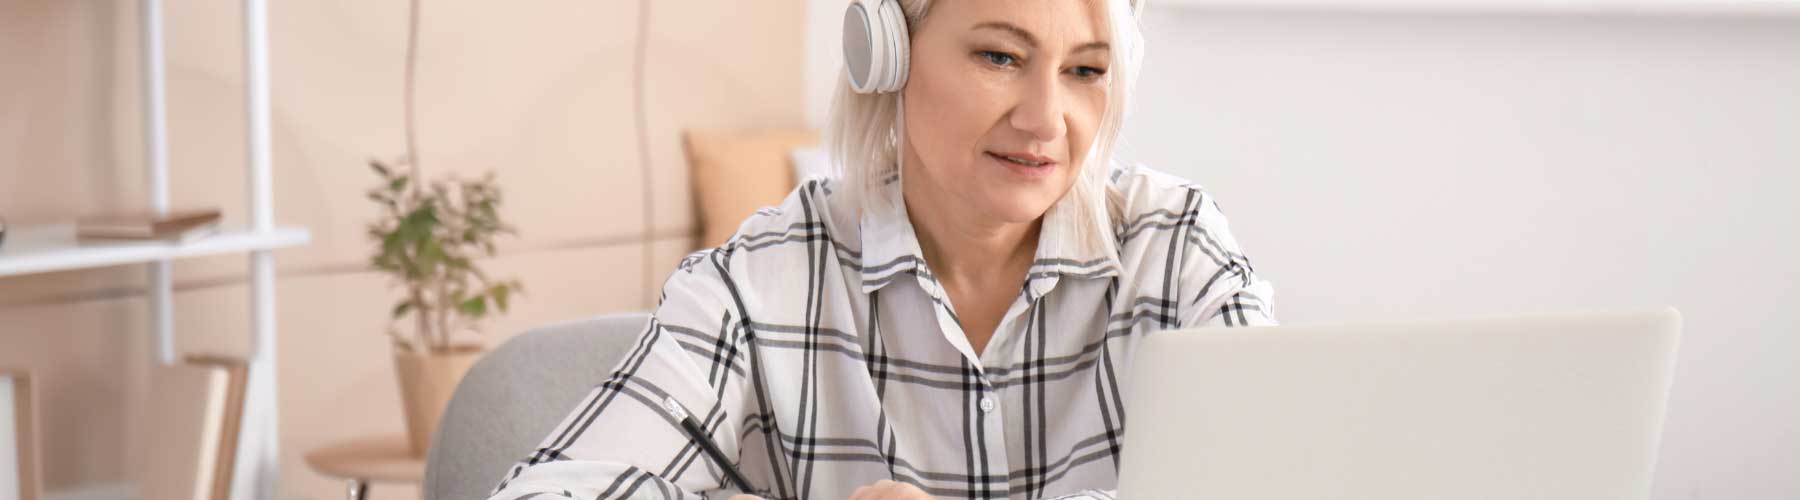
left=901, top=0, right=1112, bottom=225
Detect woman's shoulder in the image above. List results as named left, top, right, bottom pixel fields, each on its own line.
left=668, top=178, right=855, bottom=296
left=1106, top=163, right=1273, bottom=325
left=713, top=177, right=855, bottom=255
left=1105, top=162, right=1251, bottom=284
left=1108, top=162, right=1228, bottom=227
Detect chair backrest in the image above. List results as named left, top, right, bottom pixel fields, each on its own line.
left=423, top=312, right=651, bottom=500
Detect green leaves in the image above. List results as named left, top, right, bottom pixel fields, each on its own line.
left=366, top=157, right=522, bottom=353
left=457, top=295, right=487, bottom=316
left=490, top=281, right=516, bottom=312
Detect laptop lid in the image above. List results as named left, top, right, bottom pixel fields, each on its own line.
left=1118, top=309, right=1681, bottom=500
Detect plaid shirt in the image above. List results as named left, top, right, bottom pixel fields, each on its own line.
left=489, top=164, right=1277, bottom=500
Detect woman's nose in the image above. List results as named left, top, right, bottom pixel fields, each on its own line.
left=1008, top=70, right=1067, bottom=143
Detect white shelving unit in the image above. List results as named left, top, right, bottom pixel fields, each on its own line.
left=0, top=0, right=306, bottom=498
left=0, top=225, right=309, bottom=277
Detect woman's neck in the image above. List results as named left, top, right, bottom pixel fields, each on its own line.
left=898, top=143, right=1041, bottom=357
left=900, top=168, right=1040, bottom=288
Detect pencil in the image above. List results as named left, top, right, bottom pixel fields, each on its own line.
left=663, top=396, right=759, bottom=494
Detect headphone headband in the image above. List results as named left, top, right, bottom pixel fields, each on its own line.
left=844, top=0, right=1140, bottom=94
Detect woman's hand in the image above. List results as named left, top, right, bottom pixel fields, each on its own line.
left=726, top=479, right=936, bottom=500
left=849, top=479, right=936, bottom=500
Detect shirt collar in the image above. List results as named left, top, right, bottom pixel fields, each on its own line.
left=858, top=178, right=1121, bottom=299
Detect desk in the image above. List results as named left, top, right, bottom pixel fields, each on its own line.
left=304, top=435, right=425, bottom=500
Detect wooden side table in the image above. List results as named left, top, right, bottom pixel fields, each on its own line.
left=304, top=435, right=426, bottom=500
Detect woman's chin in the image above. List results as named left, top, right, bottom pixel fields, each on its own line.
left=976, top=178, right=1074, bottom=221
left=975, top=194, right=1065, bottom=225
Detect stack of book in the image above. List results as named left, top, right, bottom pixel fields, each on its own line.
left=75, top=209, right=221, bottom=243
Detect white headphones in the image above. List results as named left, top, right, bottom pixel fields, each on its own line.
left=842, top=0, right=910, bottom=94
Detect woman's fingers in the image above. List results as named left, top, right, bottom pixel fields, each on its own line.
left=848, top=479, right=933, bottom=500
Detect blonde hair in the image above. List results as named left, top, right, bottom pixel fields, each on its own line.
left=826, top=0, right=1147, bottom=259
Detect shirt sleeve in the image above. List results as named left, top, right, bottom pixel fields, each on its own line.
left=487, top=248, right=765, bottom=500
left=1176, top=190, right=1278, bottom=328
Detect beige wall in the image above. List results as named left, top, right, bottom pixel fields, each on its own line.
left=0, top=0, right=807, bottom=498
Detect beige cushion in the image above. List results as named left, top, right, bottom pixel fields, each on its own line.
left=684, top=129, right=819, bottom=248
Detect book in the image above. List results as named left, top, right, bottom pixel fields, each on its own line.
left=75, top=208, right=221, bottom=241
left=185, top=356, right=247, bottom=500
left=1, top=369, right=39, bottom=500
left=137, top=356, right=247, bottom=500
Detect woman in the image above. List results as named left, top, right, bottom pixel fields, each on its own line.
left=488, top=0, right=1274, bottom=498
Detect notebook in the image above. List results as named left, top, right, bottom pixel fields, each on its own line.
left=75, top=208, right=221, bottom=241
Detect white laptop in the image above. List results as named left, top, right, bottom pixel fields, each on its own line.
left=1119, top=309, right=1681, bottom=500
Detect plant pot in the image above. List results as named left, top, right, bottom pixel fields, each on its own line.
left=393, top=347, right=484, bottom=457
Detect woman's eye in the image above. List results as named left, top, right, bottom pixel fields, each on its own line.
left=1072, top=66, right=1108, bottom=80
left=977, top=51, right=1018, bottom=67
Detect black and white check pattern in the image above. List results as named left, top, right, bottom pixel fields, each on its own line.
left=488, top=164, right=1276, bottom=500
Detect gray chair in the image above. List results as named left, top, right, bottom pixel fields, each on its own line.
left=424, top=312, right=651, bottom=500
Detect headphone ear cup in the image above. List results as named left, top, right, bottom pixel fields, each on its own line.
left=842, top=0, right=910, bottom=94
left=870, top=0, right=896, bottom=92
left=842, top=0, right=882, bottom=94
left=880, top=0, right=909, bottom=92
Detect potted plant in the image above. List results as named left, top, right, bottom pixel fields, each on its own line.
left=366, top=160, right=521, bottom=456
left=363, top=0, right=522, bottom=457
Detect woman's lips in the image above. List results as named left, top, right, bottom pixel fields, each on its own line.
left=986, top=151, right=1057, bottom=179
left=987, top=150, right=1057, bottom=167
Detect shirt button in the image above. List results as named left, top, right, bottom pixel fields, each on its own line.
left=979, top=397, right=996, bottom=413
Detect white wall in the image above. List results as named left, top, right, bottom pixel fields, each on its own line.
left=802, top=2, right=1800, bottom=498
left=804, top=0, right=845, bottom=129
left=1123, top=7, right=1799, bottom=499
